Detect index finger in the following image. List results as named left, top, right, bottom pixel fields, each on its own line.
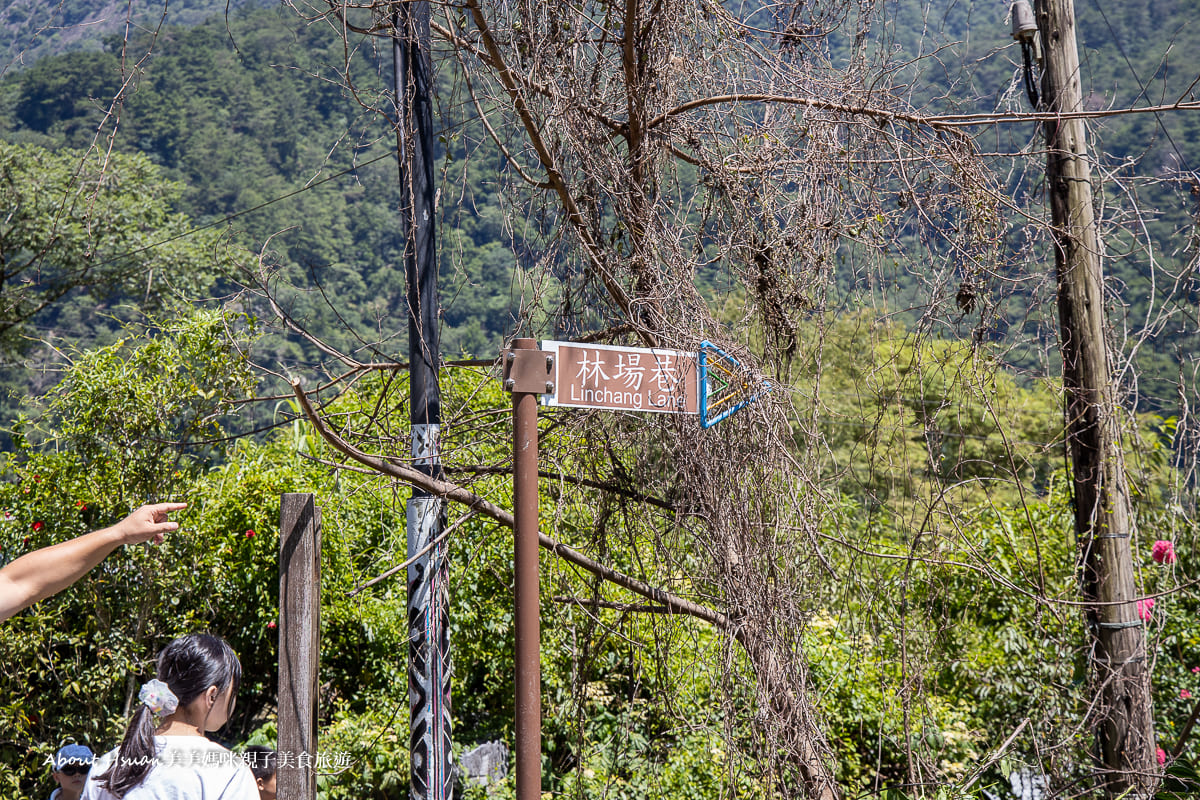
left=144, top=502, right=188, bottom=514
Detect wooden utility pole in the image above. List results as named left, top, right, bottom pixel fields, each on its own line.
left=1033, top=0, right=1157, bottom=793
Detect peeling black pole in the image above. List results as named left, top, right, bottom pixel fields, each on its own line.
left=394, top=2, right=450, bottom=799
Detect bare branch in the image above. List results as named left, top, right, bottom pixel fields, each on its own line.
left=291, top=379, right=728, bottom=628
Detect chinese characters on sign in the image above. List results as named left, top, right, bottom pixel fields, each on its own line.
left=541, top=341, right=699, bottom=414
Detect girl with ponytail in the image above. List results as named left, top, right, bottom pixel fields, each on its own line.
left=81, top=633, right=258, bottom=800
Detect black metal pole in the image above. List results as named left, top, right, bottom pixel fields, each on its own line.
left=394, top=3, right=450, bottom=799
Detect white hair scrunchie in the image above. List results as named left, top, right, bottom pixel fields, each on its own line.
left=138, top=679, right=179, bottom=716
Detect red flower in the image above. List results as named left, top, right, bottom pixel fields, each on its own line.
left=245, top=529, right=256, bottom=538
left=75, top=500, right=88, bottom=510
left=1137, top=598, right=1155, bottom=621
left=1152, top=540, right=1177, bottom=565
left=31, top=521, right=43, bottom=531
left=267, top=621, right=277, bottom=630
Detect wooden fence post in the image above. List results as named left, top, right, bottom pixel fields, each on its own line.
left=279, top=493, right=321, bottom=800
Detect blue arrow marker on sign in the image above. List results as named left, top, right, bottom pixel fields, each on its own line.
left=698, top=341, right=770, bottom=428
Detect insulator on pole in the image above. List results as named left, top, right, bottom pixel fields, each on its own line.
left=1011, top=0, right=1038, bottom=42
left=1010, top=0, right=1041, bottom=108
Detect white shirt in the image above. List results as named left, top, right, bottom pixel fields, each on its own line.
left=80, top=736, right=258, bottom=800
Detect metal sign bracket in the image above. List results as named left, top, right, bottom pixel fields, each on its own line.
left=502, top=347, right=555, bottom=395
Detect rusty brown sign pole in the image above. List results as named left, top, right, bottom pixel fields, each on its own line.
left=500, top=338, right=724, bottom=799
left=502, top=338, right=553, bottom=800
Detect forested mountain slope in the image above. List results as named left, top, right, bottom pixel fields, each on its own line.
left=1, top=0, right=268, bottom=70
left=2, top=1, right=1200, bottom=400
left=0, top=5, right=521, bottom=428
left=1, top=0, right=1197, bottom=413
left=879, top=0, right=1200, bottom=409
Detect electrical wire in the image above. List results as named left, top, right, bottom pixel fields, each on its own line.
left=1021, top=40, right=1040, bottom=109
left=87, top=149, right=397, bottom=272
left=1087, top=0, right=1194, bottom=177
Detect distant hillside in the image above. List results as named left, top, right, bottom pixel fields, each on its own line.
left=0, top=0, right=268, bottom=73
left=876, top=0, right=1200, bottom=410
left=0, top=4, right=520, bottom=374
left=1, top=0, right=1198, bottom=417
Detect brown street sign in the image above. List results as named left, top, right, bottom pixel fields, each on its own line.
left=541, top=340, right=699, bottom=414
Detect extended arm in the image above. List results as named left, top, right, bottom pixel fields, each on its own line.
left=0, top=502, right=186, bottom=622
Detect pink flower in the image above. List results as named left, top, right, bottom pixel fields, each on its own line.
left=1192, top=667, right=1199, bottom=674
left=1158, top=747, right=1168, bottom=766
left=1184, top=689, right=1194, bottom=699
left=245, top=529, right=256, bottom=538
left=1153, top=540, right=1177, bottom=565
left=31, top=521, right=43, bottom=531
left=266, top=621, right=277, bottom=630
left=1137, top=598, right=1156, bottom=621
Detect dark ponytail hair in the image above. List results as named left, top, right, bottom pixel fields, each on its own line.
left=98, top=633, right=242, bottom=798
